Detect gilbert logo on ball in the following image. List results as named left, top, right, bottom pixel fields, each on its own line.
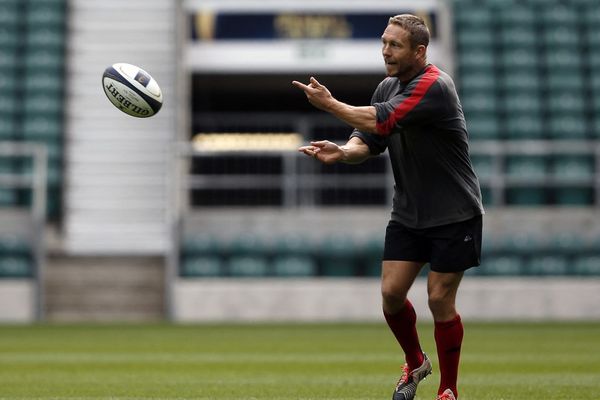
left=102, top=63, right=163, bottom=117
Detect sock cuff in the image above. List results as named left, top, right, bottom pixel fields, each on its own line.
left=435, top=314, right=462, bottom=330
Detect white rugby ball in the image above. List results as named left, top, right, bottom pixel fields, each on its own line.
left=102, top=63, right=163, bottom=118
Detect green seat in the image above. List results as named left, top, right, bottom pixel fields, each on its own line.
left=458, top=71, right=496, bottom=91
left=25, top=28, right=65, bottom=50
left=456, top=27, right=494, bottom=48
left=498, top=27, right=536, bottom=48
left=0, top=3, right=20, bottom=27
left=545, top=73, right=584, bottom=91
left=26, top=6, right=66, bottom=27
left=471, top=155, right=496, bottom=180
left=502, top=93, right=542, bottom=114
left=461, top=92, right=497, bottom=114
left=554, top=188, right=593, bottom=206
left=0, top=95, right=18, bottom=114
left=547, top=93, right=585, bottom=114
left=552, top=155, right=594, bottom=180
left=501, top=72, right=541, bottom=91
left=573, top=256, right=600, bottom=275
left=0, top=256, right=33, bottom=278
left=481, top=255, right=524, bottom=276
left=182, top=234, right=220, bottom=256
left=0, top=116, right=16, bottom=139
left=548, top=232, right=588, bottom=254
left=24, top=71, right=63, bottom=92
left=506, top=155, right=548, bottom=177
left=497, top=6, right=536, bottom=26
left=543, top=26, right=580, bottom=47
left=23, top=94, right=64, bottom=115
left=541, top=5, right=577, bottom=27
left=547, top=115, right=588, bottom=139
left=0, top=27, right=20, bottom=48
left=0, top=189, right=18, bottom=206
left=24, top=50, right=64, bottom=69
left=505, top=114, right=544, bottom=139
left=545, top=49, right=581, bottom=70
left=227, top=255, right=269, bottom=277
left=466, top=114, right=500, bottom=139
left=227, top=234, right=272, bottom=257
left=586, top=29, right=600, bottom=50
left=272, top=255, right=317, bottom=277
left=273, top=234, right=312, bottom=257
left=22, top=116, right=62, bottom=139
left=506, top=188, right=546, bottom=205
left=525, top=255, right=568, bottom=276
left=500, top=49, right=538, bottom=69
left=180, top=256, right=223, bottom=277
left=362, top=236, right=384, bottom=277
left=457, top=49, right=495, bottom=71
left=318, top=236, right=358, bottom=276
left=453, top=6, right=493, bottom=27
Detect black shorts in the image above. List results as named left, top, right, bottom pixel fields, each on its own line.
left=383, top=215, right=482, bottom=272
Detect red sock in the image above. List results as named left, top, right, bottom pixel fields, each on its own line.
left=383, top=299, right=424, bottom=370
left=434, top=314, right=464, bottom=397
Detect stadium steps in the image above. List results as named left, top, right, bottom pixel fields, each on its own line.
left=63, top=0, right=178, bottom=254
left=44, top=256, right=165, bottom=321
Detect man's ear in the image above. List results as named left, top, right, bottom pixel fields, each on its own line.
left=415, top=45, right=427, bottom=60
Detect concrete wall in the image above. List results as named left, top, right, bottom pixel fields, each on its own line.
left=173, top=277, right=600, bottom=322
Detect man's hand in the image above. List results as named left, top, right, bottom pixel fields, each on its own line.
left=292, top=77, right=335, bottom=112
left=298, top=140, right=345, bottom=164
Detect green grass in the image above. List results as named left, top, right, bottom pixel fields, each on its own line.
left=0, top=322, right=599, bottom=399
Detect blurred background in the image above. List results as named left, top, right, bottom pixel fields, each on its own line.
left=0, top=0, right=599, bottom=323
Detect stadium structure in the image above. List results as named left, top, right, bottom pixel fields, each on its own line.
left=1, top=0, right=599, bottom=323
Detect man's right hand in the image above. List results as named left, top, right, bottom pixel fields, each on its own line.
left=298, top=140, right=344, bottom=164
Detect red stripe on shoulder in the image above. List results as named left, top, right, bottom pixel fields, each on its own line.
left=375, top=65, right=441, bottom=135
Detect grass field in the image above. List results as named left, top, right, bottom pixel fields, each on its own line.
left=0, top=322, right=599, bottom=400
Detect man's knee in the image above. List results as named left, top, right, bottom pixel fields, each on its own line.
left=381, top=285, right=407, bottom=314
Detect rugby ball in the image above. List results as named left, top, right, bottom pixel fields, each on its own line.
left=102, top=63, right=163, bottom=118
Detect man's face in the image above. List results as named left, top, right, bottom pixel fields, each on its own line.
left=381, top=24, right=420, bottom=78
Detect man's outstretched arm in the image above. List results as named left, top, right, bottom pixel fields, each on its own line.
left=292, top=77, right=379, bottom=134
left=298, top=136, right=372, bottom=165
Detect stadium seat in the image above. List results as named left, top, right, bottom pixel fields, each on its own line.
left=501, top=71, right=541, bottom=91
left=552, top=155, right=594, bottom=180
left=502, top=92, right=542, bottom=114
left=272, top=255, right=317, bottom=277
left=545, top=73, right=584, bottom=92
left=505, top=188, right=547, bottom=206
left=480, top=255, right=524, bottom=276
left=547, top=115, right=588, bottom=140
left=182, top=234, right=221, bottom=257
left=497, top=6, right=536, bottom=26
left=543, top=26, right=580, bottom=48
left=545, top=49, right=582, bottom=70
left=505, top=114, right=544, bottom=139
left=453, top=6, right=493, bottom=27
left=471, top=154, right=495, bottom=180
left=457, top=49, right=495, bottom=72
left=180, top=256, right=223, bottom=277
left=461, top=92, right=497, bottom=114
left=541, top=5, right=578, bottom=27
left=466, top=114, right=500, bottom=139
left=498, top=27, right=536, bottom=48
left=553, top=188, right=593, bottom=206
left=573, top=255, right=600, bottom=275
left=547, top=93, right=585, bottom=114
left=525, top=255, right=568, bottom=276
left=318, top=236, right=359, bottom=276
left=0, top=116, right=16, bottom=140
left=456, top=26, right=494, bottom=48
left=0, top=256, right=33, bottom=278
left=500, top=49, right=539, bottom=69
left=227, top=255, right=270, bottom=277
left=458, top=71, right=496, bottom=92
left=506, top=155, right=548, bottom=179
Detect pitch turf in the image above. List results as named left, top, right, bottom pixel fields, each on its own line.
left=0, top=322, right=599, bottom=399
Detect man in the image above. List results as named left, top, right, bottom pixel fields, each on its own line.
left=292, top=14, right=483, bottom=400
